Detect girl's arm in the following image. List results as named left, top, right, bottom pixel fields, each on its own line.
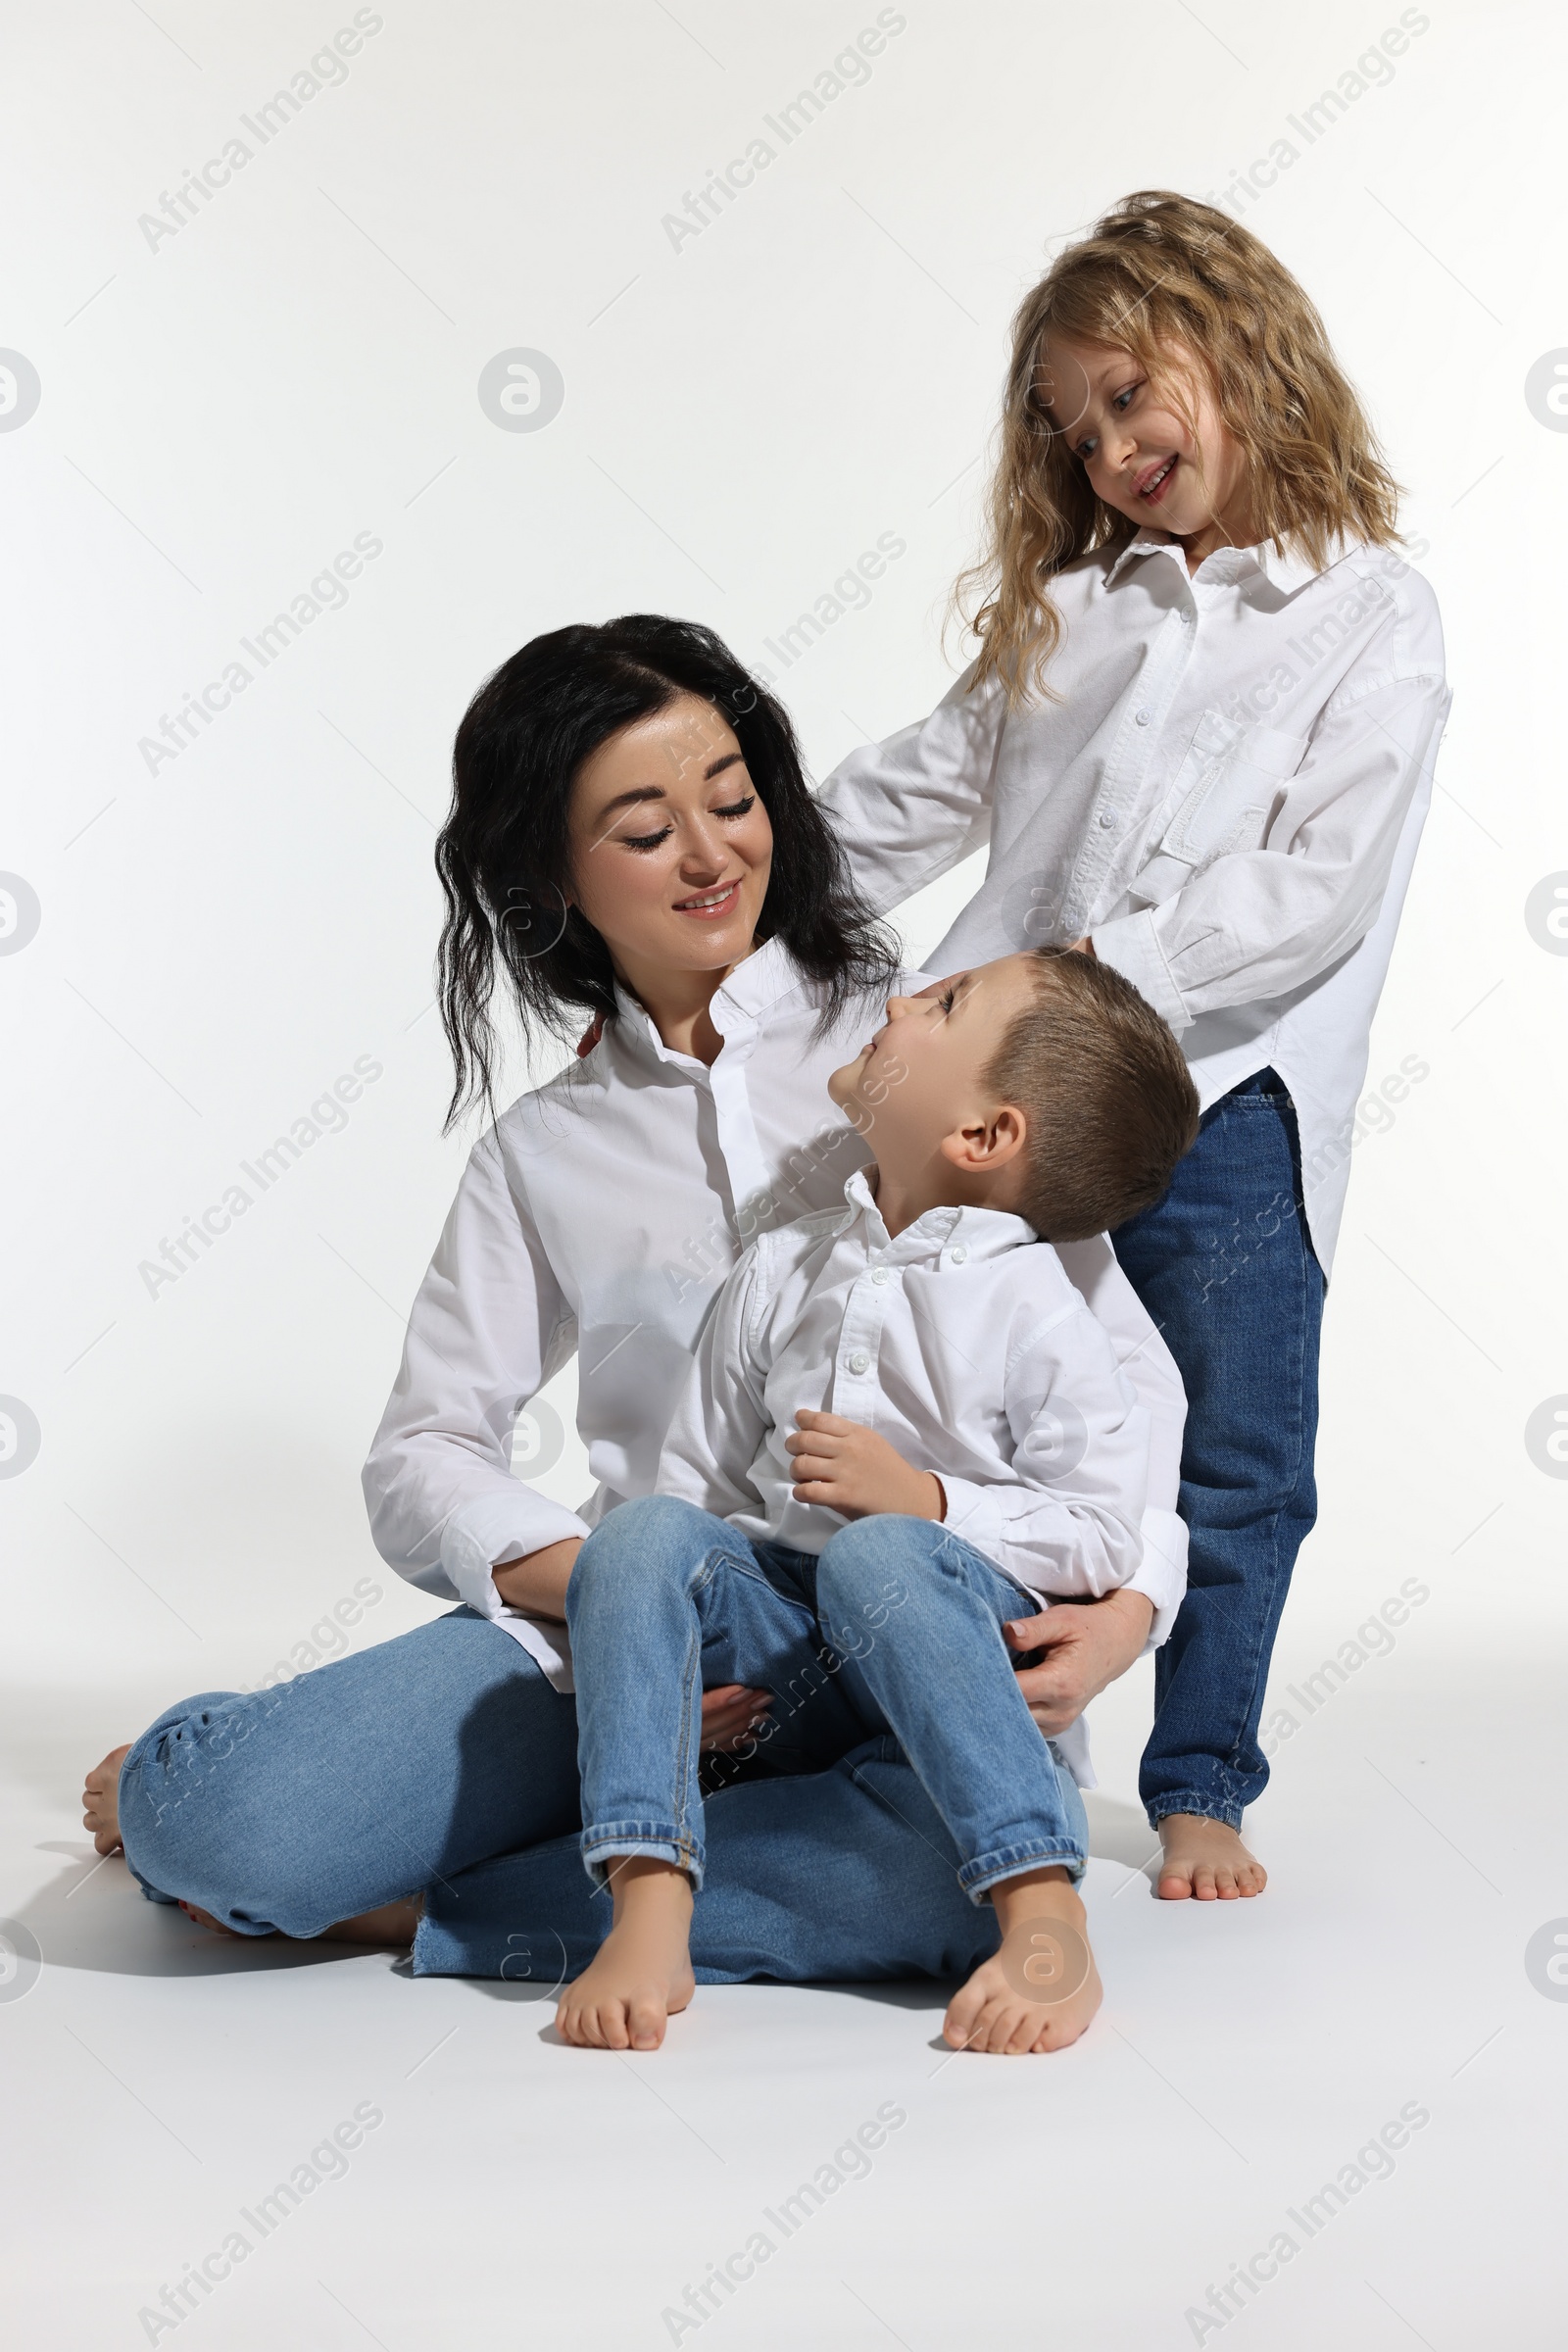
left=361, top=1127, right=586, bottom=1625
left=1094, top=661, right=1450, bottom=1032
left=815, top=664, right=1006, bottom=914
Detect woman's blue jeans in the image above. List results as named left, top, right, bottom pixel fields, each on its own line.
left=117, top=1604, right=1057, bottom=1984
left=1112, top=1067, right=1325, bottom=1831
left=564, top=1496, right=1087, bottom=1902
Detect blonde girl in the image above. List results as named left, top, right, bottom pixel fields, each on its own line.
left=822, top=190, right=1449, bottom=1901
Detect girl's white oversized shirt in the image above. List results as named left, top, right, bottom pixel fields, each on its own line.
left=362, top=938, right=1188, bottom=1689
left=817, top=535, right=1450, bottom=1272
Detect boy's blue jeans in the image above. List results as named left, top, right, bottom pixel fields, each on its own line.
left=1112, top=1067, right=1325, bottom=1831
left=564, top=1494, right=1087, bottom=1902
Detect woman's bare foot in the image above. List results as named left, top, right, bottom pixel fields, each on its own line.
left=943, top=1868, right=1102, bottom=2054
left=557, top=1857, right=695, bottom=2051
left=82, top=1745, right=131, bottom=1855
left=1156, top=1814, right=1267, bottom=1900
left=177, top=1896, right=420, bottom=1945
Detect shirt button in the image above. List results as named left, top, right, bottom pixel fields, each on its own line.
left=848, top=1349, right=870, bottom=1374
left=870, top=1265, right=889, bottom=1285
left=950, top=1245, right=968, bottom=1264
left=1098, top=810, right=1115, bottom=829
left=1135, top=708, right=1152, bottom=725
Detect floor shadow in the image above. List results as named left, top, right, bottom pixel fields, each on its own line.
left=17, top=1845, right=394, bottom=1979
left=1084, top=1790, right=1160, bottom=1879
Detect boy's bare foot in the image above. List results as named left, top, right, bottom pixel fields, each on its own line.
left=176, top=1896, right=420, bottom=1945
left=943, top=1868, right=1102, bottom=2054
left=557, top=1857, right=695, bottom=2052
left=82, top=1745, right=131, bottom=1855
left=1155, top=1814, right=1266, bottom=1900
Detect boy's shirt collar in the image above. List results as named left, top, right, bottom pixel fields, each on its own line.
left=840, top=1164, right=1038, bottom=1261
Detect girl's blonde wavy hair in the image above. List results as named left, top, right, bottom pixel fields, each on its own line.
left=956, top=190, right=1402, bottom=701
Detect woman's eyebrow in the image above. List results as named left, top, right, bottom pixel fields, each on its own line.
left=592, top=783, right=667, bottom=825
left=705, top=751, right=744, bottom=781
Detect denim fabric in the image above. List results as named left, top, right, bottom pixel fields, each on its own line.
left=416, top=1735, right=1088, bottom=1986
left=1112, top=1067, right=1325, bottom=1830
left=565, top=1494, right=1085, bottom=1902
left=119, top=1609, right=581, bottom=1937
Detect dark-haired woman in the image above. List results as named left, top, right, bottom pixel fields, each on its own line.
left=87, top=619, right=1183, bottom=1982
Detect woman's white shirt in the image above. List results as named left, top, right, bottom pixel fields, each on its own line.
left=363, top=937, right=1188, bottom=1688
left=817, top=535, right=1450, bottom=1273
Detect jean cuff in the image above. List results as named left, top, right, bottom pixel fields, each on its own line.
left=1144, top=1795, right=1246, bottom=1834
left=958, top=1839, right=1086, bottom=1903
left=581, top=1822, right=704, bottom=1894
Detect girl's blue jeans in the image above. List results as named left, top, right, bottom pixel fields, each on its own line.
left=1112, top=1066, right=1326, bottom=1832
left=564, top=1495, right=1086, bottom=1903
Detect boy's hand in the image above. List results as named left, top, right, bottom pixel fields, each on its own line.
left=786, top=1410, right=944, bottom=1522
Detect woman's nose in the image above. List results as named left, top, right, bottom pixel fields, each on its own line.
left=884, top=994, right=916, bottom=1020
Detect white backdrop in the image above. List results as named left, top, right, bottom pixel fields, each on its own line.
left=5, top=5, right=1568, bottom=2344
left=5, top=0, right=1562, bottom=1732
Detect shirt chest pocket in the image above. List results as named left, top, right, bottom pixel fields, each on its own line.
left=1130, top=712, right=1309, bottom=908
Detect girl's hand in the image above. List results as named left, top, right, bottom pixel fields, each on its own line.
left=786, top=1410, right=944, bottom=1522
left=700, top=1684, right=773, bottom=1753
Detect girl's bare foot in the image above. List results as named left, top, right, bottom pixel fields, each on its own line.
left=177, top=1897, right=421, bottom=1944
left=943, top=1869, right=1102, bottom=2054
left=82, top=1745, right=131, bottom=1855
left=1156, top=1814, right=1266, bottom=1899
left=557, top=1858, right=695, bottom=2051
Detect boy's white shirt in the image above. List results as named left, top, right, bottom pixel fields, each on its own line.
left=656, top=1165, right=1181, bottom=1787
left=364, top=938, right=1188, bottom=1705
left=817, top=533, right=1451, bottom=1274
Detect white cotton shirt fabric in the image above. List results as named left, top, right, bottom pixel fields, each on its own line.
left=658, top=1165, right=1153, bottom=1599
left=817, top=534, right=1450, bottom=1273
left=363, top=938, right=1188, bottom=1696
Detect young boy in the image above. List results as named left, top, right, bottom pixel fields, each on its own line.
left=556, top=948, right=1199, bottom=2055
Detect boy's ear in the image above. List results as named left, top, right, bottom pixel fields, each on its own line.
left=939, top=1103, right=1028, bottom=1174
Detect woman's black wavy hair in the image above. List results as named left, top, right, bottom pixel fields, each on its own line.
left=435, top=613, right=898, bottom=1129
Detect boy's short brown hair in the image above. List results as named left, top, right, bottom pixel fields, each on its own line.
left=985, top=950, right=1200, bottom=1241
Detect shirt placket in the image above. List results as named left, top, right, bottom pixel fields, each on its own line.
left=1059, top=565, right=1200, bottom=938
left=707, top=1028, right=773, bottom=1244
left=828, top=1250, right=896, bottom=1420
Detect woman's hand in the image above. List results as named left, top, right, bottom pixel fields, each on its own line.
left=786, top=1410, right=944, bottom=1522
left=700, top=1684, right=774, bottom=1753
left=493, top=1541, right=771, bottom=1752
left=1004, top=1588, right=1153, bottom=1735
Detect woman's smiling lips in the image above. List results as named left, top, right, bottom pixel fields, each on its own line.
left=1135, top=453, right=1178, bottom=504
left=672, top=878, right=742, bottom=919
